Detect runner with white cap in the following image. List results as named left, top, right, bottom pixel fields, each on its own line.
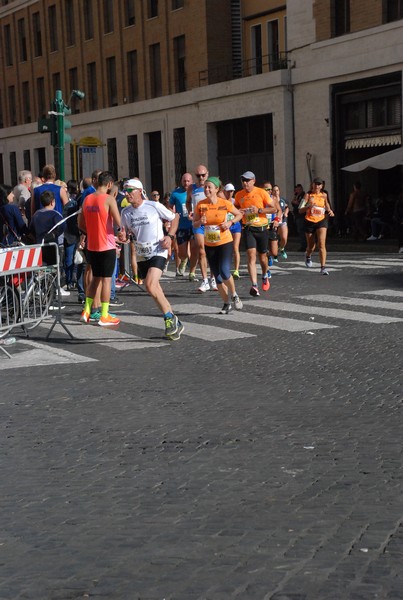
left=118, top=179, right=184, bottom=340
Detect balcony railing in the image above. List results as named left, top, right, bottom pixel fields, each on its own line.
left=199, top=52, right=290, bottom=87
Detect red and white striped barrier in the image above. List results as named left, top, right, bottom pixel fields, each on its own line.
left=0, top=246, right=43, bottom=273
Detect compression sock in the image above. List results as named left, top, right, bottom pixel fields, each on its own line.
left=84, top=297, right=94, bottom=314
left=101, top=302, right=109, bottom=318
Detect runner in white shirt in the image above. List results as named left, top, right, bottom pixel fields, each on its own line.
left=118, top=179, right=184, bottom=341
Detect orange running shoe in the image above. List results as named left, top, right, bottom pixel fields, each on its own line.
left=98, top=314, right=120, bottom=327
left=80, top=310, right=90, bottom=323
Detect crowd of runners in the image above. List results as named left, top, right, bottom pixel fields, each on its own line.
left=0, top=164, right=335, bottom=342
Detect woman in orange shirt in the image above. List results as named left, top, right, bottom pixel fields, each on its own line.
left=299, top=177, right=334, bottom=275
left=193, top=177, right=243, bottom=314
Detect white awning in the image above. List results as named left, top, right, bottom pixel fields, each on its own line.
left=342, top=146, right=403, bottom=172
left=345, top=134, right=401, bottom=149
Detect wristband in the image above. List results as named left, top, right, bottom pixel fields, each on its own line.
left=167, top=233, right=175, bottom=240
left=274, top=217, right=281, bottom=223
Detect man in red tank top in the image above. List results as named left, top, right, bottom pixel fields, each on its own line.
left=78, top=171, right=121, bottom=326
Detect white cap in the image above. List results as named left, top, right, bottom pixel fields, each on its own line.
left=124, top=178, right=143, bottom=191
left=224, top=183, right=235, bottom=192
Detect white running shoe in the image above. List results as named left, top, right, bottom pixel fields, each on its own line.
left=232, top=294, right=243, bottom=310
left=398, top=247, right=403, bottom=254
left=210, top=277, right=218, bottom=291
left=367, top=235, right=378, bottom=241
left=198, top=280, right=210, bottom=293
left=59, top=287, right=70, bottom=296
left=320, top=266, right=329, bottom=275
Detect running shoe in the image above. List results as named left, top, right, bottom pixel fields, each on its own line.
left=89, top=310, right=117, bottom=323
left=59, top=287, right=70, bottom=296
left=109, top=297, right=125, bottom=307
left=320, top=266, right=329, bottom=275
left=305, top=256, right=313, bottom=268
left=219, top=303, right=233, bottom=314
left=232, top=294, right=243, bottom=310
left=177, top=258, right=188, bottom=276
left=232, top=269, right=240, bottom=279
left=280, top=248, right=288, bottom=259
left=188, top=272, right=199, bottom=282
left=261, top=277, right=270, bottom=292
left=165, top=314, right=180, bottom=337
left=99, top=314, right=120, bottom=326
left=198, top=280, right=210, bottom=293
left=115, top=280, right=129, bottom=289
left=367, top=235, right=378, bottom=241
left=273, top=257, right=278, bottom=263
left=249, top=285, right=260, bottom=297
left=268, top=255, right=273, bottom=267
left=134, top=275, right=143, bottom=285
left=80, top=310, right=90, bottom=323
left=166, top=319, right=184, bottom=341
left=210, top=277, right=218, bottom=291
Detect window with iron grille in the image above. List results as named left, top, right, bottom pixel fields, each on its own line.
left=173, top=128, right=186, bottom=185
left=107, top=138, right=118, bottom=180
left=127, top=135, right=139, bottom=177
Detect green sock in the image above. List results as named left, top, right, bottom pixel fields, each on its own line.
left=101, top=301, right=109, bottom=318
left=84, top=297, right=94, bottom=313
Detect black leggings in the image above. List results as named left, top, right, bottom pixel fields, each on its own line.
left=205, top=241, right=233, bottom=284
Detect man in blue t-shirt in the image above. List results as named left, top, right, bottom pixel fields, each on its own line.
left=32, top=164, right=68, bottom=217
left=169, top=173, right=198, bottom=279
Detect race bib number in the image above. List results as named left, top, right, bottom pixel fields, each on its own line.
left=204, top=226, right=221, bottom=243
left=310, top=205, right=325, bottom=217
left=245, top=211, right=259, bottom=224
left=135, top=240, right=153, bottom=260
left=181, top=203, right=188, bottom=217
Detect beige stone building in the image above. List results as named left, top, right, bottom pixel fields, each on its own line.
left=0, top=0, right=402, bottom=222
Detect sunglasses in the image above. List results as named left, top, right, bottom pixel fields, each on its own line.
left=265, top=187, right=272, bottom=191
left=124, top=187, right=138, bottom=193
left=196, top=173, right=207, bottom=177
left=241, top=177, right=251, bottom=182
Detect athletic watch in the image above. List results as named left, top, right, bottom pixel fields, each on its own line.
left=167, top=233, right=175, bottom=240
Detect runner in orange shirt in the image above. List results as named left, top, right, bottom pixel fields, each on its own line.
left=193, top=177, right=243, bottom=314
left=234, top=171, right=277, bottom=296
left=299, top=177, right=334, bottom=275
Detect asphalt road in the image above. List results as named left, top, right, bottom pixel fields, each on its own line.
left=1, top=251, right=402, bottom=600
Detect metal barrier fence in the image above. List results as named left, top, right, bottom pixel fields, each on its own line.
left=0, top=243, right=73, bottom=357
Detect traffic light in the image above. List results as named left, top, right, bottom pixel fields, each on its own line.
left=37, top=113, right=57, bottom=146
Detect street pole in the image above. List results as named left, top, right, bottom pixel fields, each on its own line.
left=54, top=90, right=65, bottom=182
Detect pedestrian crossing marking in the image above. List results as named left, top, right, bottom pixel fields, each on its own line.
left=174, top=303, right=337, bottom=332
left=300, top=295, right=403, bottom=312
left=357, top=289, right=403, bottom=298
left=122, top=312, right=255, bottom=341
left=246, top=299, right=403, bottom=324
left=0, top=339, right=97, bottom=371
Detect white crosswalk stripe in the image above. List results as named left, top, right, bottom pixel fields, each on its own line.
left=357, top=289, right=403, bottom=298
left=174, top=303, right=337, bottom=332
left=0, top=339, right=96, bottom=371
left=246, top=299, right=402, bottom=324
left=300, top=294, right=403, bottom=312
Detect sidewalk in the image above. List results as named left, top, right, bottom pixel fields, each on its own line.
left=286, top=234, right=398, bottom=254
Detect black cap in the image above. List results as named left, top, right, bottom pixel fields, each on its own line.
left=313, top=177, right=324, bottom=184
